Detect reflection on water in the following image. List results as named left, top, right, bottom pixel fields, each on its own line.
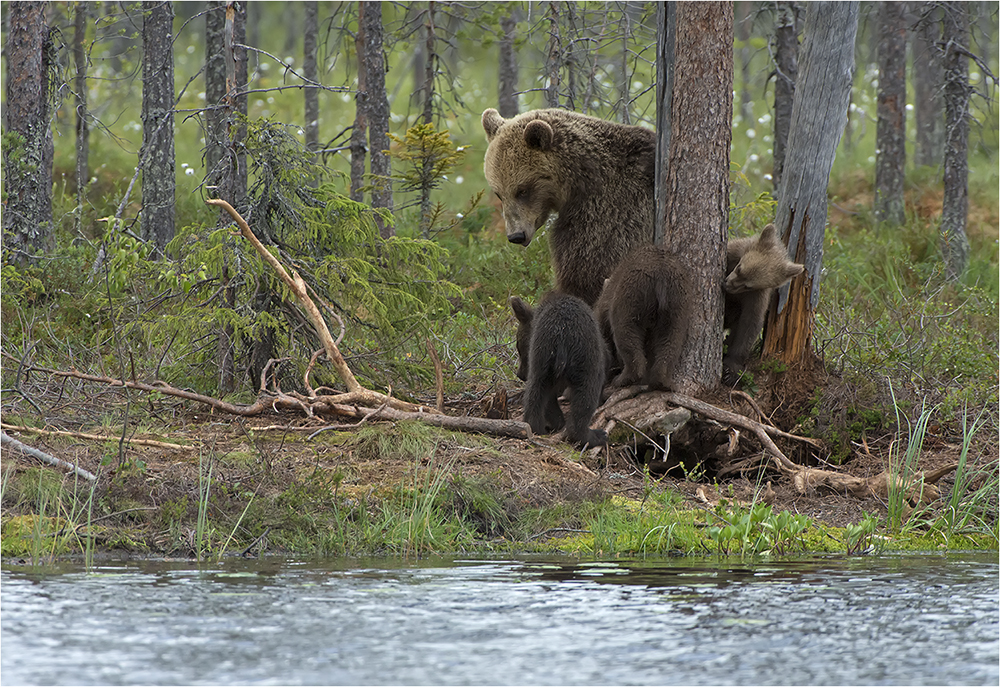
left=2, top=552, right=997, bottom=686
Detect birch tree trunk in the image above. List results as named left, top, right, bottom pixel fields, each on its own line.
left=660, top=1, right=733, bottom=395
left=763, top=1, right=859, bottom=367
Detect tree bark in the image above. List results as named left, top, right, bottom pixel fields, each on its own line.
left=939, top=1, right=970, bottom=280
left=303, top=1, right=319, bottom=155
left=362, top=0, right=393, bottom=236
left=498, top=7, right=519, bottom=118
left=653, top=1, right=675, bottom=246
left=3, top=0, right=54, bottom=264
left=140, top=0, right=176, bottom=253
left=205, top=1, right=226, bottom=188
left=545, top=1, right=561, bottom=108
left=772, top=1, right=799, bottom=191
left=911, top=2, right=944, bottom=167
left=735, top=1, right=753, bottom=124
left=763, top=2, right=859, bottom=367
left=74, top=3, right=90, bottom=235
left=421, top=2, right=437, bottom=126
left=660, top=1, right=733, bottom=395
left=350, top=1, right=368, bottom=203
left=874, top=1, right=907, bottom=227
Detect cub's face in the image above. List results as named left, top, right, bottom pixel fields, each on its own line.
left=725, top=244, right=804, bottom=294
left=483, top=110, right=566, bottom=246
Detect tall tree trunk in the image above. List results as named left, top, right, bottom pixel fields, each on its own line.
left=140, top=0, right=176, bottom=254
left=303, top=1, right=319, bottom=155
left=911, top=2, right=945, bottom=167
left=74, top=2, right=90, bottom=236
left=772, top=1, right=799, bottom=191
left=205, top=1, right=226, bottom=187
left=498, top=7, right=519, bottom=118
left=660, top=1, right=733, bottom=395
left=939, top=1, right=970, bottom=280
left=874, top=0, right=907, bottom=226
left=362, top=0, right=393, bottom=236
left=422, top=2, right=436, bottom=125
left=763, top=2, right=859, bottom=367
left=545, top=2, right=561, bottom=108
left=350, top=1, right=369, bottom=202
left=3, top=1, right=55, bottom=264
left=617, top=2, right=641, bottom=124
left=653, top=1, right=676, bottom=246
left=735, top=1, right=753, bottom=124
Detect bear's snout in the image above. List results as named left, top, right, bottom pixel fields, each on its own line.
left=507, top=231, right=529, bottom=246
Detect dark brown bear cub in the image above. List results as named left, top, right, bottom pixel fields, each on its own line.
left=509, top=292, right=608, bottom=448
left=483, top=108, right=656, bottom=306
left=594, top=245, right=691, bottom=391
left=723, top=224, right=804, bottom=383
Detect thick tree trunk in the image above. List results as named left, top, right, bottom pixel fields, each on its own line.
left=362, top=1, right=393, bottom=235
left=874, top=1, right=907, bottom=226
left=939, top=2, right=970, bottom=280
left=911, top=2, right=945, bottom=167
left=498, top=8, right=519, bottom=118
left=140, top=0, right=176, bottom=253
left=74, top=3, right=90, bottom=235
left=3, top=1, right=54, bottom=264
left=350, top=1, right=369, bottom=203
left=303, top=1, right=319, bottom=154
left=660, top=1, right=733, bottom=395
left=653, top=1, right=675, bottom=247
left=772, top=1, right=799, bottom=191
left=763, top=2, right=859, bottom=367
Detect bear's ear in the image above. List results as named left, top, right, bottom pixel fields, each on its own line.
left=482, top=109, right=505, bottom=140
left=523, top=120, right=554, bottom=151
left=785, top=262, right=805, bottom=279
left=508, top=296, right=533, bottom=324
left=759, top=223, right=778, bottom=244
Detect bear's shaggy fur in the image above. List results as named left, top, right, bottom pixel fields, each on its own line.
left=594, top=244, right=691, bottom=391
left=483, top=108, right=656, bottom=306
left=509, top=292, right=608, bottom=448
left=723, top=224, right=804, bottom=382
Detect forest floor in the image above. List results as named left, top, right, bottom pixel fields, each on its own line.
left=2, top=354, right=995, bottom=560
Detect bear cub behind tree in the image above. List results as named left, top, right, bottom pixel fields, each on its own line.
left=594, top=244, right=691, bottom=391
left=509, top=292, right=608, bottom=448
left=723, top=223, right=804, bottom=383
left=483, top=108, right=656, bottom=306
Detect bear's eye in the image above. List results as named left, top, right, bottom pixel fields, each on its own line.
left=515, top=187, right=531, bottom=202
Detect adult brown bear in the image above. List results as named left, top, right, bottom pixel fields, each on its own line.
left=482, top=108, right=655, bottom=306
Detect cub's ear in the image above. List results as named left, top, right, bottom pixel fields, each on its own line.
left=785, top=262, right=805, bottom=279
left=523, top=119, right=554, bottom=151
left=759, top=223, right=778, bottom=244
left=508, top=296, right=533, bottom=324
left=482, top=108, right=505, bottom=140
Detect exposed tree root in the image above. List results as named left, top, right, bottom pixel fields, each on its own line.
left=593, top=385, right=955, bottom=500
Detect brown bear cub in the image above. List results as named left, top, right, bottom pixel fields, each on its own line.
left=723, top=224, right=804, bottom=383
left=509, top=292, right=608, bottom=448
left=594, top=245, right=691, bottom=391
left=482, top=108, right=656, bottom=306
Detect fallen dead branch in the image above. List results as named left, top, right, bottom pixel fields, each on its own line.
left=1, top=431, right=97, bottom=481
left=1, top=423, right=194, bottom=451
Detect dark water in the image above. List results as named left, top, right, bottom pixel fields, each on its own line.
left=1, top=552, right=997, bottom=686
